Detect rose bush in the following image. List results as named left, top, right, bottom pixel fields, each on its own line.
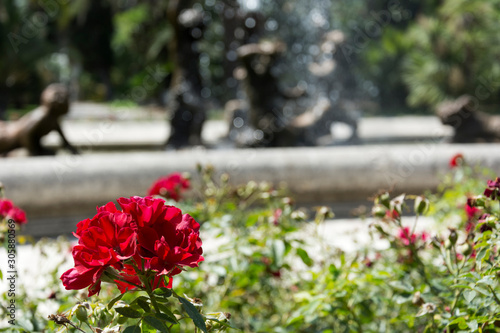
left=8, top=159, right=500, bottom=332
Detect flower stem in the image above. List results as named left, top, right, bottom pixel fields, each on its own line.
left=450, top=289, right=462, bottom=314
left=149, top=291, right=162, bottom=314
left=111, top=275, right=144, bottom=290
left=410, top=214, right=419, bottom=238
left=144, top=278, right=162, bottom=314
left=488, top=285, right=500, bottom=306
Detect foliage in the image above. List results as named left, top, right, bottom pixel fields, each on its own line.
left=402, top=0, right=500, bottom=109
left=5, top=160, right=500, bottom=331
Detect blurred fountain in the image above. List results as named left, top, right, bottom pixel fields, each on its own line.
left=224, top=0, right=363, bottom=147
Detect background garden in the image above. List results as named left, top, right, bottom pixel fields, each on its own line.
left=2, top=1, right=500, bottom=332
left=3, top=0, right=500, bottom=118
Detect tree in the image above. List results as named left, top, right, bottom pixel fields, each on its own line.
left=402, top=0, right=500, bottom=109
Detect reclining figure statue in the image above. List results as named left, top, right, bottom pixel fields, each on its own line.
left=436, top=95, right=500, bottom=143
left=0, top=84, right=78, bottom=156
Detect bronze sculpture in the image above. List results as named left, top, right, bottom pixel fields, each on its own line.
left=165, top=2, right=207, bottom=149
left=436, top=95, right=500, bottom=143
left=0, top=84, right=78, bottom=156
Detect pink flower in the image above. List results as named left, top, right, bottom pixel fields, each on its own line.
left=0, top=199, right=27, bottom=225
left=398, top=227, right=428, bottom=246
left=398, top=227, right=417, bottom=246
left=465, top=203, right=480, bottom=219
left=465, top=221, right=475, bottom=233
left=271, top=208, right=282, bottom=226
left=484, top=178, right=500, bottom=199
left=147, top=173, right=190, bottom=202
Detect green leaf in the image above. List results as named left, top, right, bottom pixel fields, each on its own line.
left=272, top=240, right=285, bottom=267
left=463, top=289, right=476, bottom=303
left=157, top=303, right=178, bottom=323
left=286, top=314, right=305, bottom=326
left=458, top=320, right=469, bottom=330
left=468, top=319, right=478, bottom=331
left=141, top=321, right=156, bottom=333
left=123, top=325, right=141, bottom=333
left=108, top=293, right=125, bottom=310
left=115, top=307, right=143, bottom=319
left=474, top=286, right=491, bottom=296
left=477, top=275, right=495, bottom=286
left=143, top=315, right=168, bottom=333
left=245, top=213, right=260, bottom=227
left=155, top=312, right=178, bottom=325
left=153, top=287, right=173, bottom=298
left=136, top=298, right=150, bottom=313
left=448, top=317, right=466, bottom=326
left=394, top=294, right=412, bottom=304
left=476, top=247, right=488, bottom=261
left=388, top=280, right=414, bottom=292
left=178, top=296, right=207, bottom=333
left=296, top=248, right=313, bottom=267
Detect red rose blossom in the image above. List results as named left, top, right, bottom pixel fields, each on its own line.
left=60, top=202, right=137, bottom=296
left=449, top=153, right=464, bottom=169
left=61, top=196, right=203, bottom=297
left=118, top=196, right=204, bottom=279
left=0, top=199, right=27, bottom=225
left=147, top=173, right=190, bottom=201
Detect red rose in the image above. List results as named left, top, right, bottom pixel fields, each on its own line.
left=118, top=196, right=204, bottom=279
left=0, top=199, right=13, bottom=217
left=61, top=196, right=203, bottom=296
left=147, top=173, right=190, bottom=201
left=0, top=199, right=27, bottom=225
left=60, top=203, right=137, bottom=296
left=449, top=153, right=464, bottom=169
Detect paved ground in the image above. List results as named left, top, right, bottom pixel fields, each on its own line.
left=38, top=102, right=452, bottom=151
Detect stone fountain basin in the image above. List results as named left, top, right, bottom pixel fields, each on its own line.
left=1, top=144, right=500, bottom=237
